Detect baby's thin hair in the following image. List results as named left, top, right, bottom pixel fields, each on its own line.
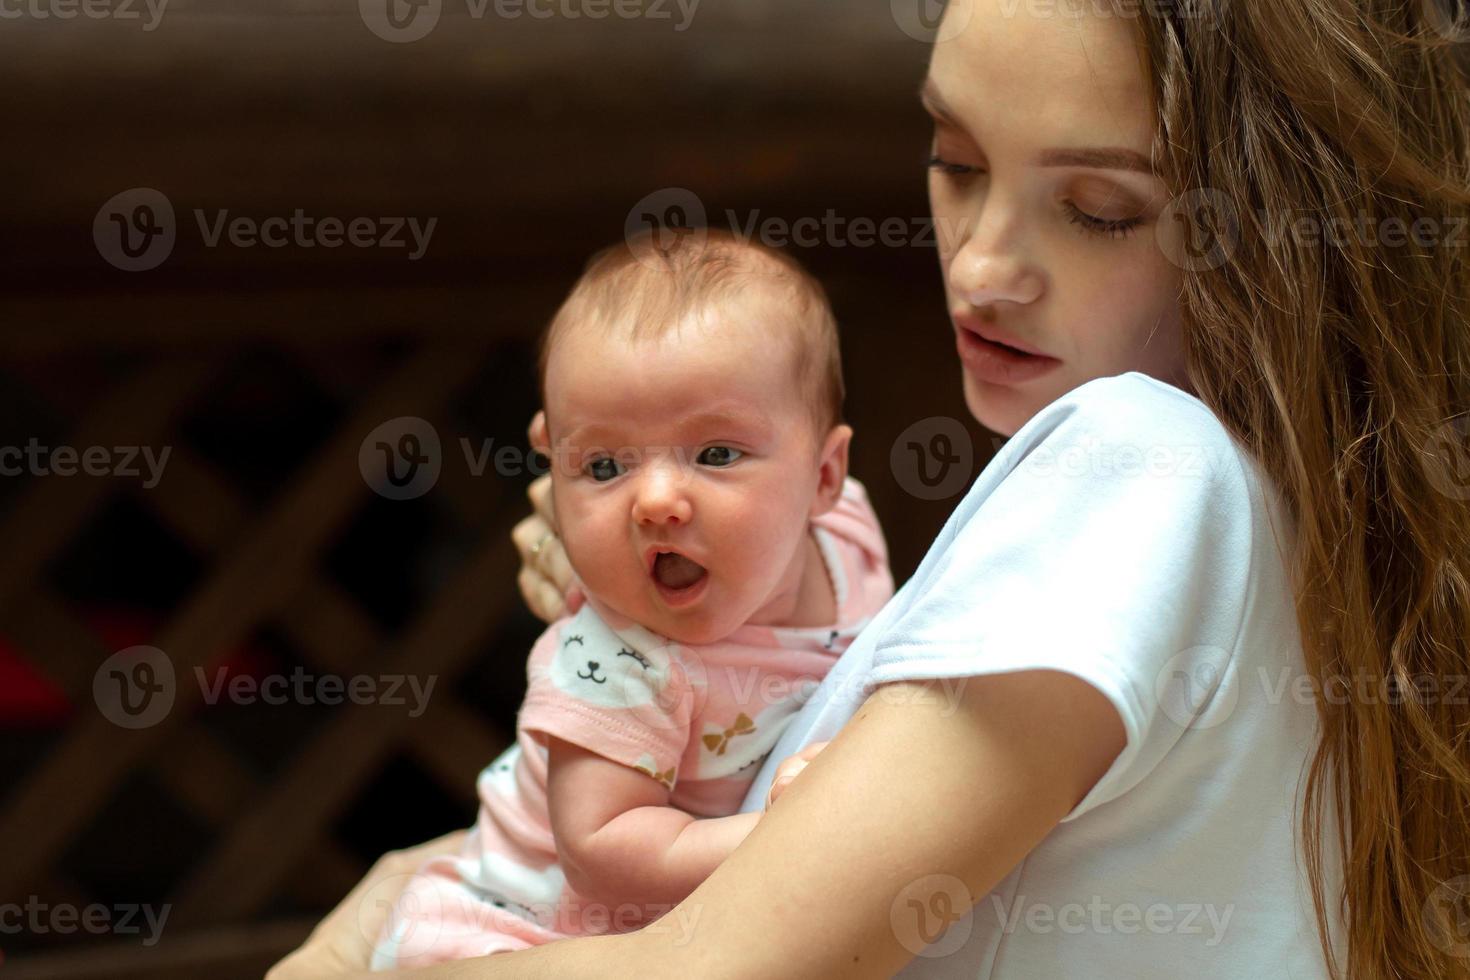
left=537, top=227, right=845, bottom=435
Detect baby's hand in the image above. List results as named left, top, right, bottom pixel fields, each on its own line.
left=764, top=740, right=830, bottom=810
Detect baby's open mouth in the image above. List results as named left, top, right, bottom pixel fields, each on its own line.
left=652, top=551, right=707, bottom=591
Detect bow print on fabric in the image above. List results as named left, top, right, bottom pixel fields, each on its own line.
left=633, top=752, right=677, bottom=790
left=701, top=712, right=756, bottom=756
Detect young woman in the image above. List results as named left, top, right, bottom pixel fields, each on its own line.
left=273, top=0, right=1470, bottom=976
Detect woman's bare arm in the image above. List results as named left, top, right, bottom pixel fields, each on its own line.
left=308, top=667, right=1124, bottom=980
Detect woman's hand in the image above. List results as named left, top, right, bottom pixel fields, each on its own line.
left=765, top=740, right=829, bottom=810
left=513, top=420, right=583, bottom=623
left=265, top=829, right=467, bottom=980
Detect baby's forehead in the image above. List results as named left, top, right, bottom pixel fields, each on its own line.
left=546, top=311, right=812, bottom=434
left=551, top=292, right=806, bottom=383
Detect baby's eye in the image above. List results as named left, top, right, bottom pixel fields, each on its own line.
left=585, top=457, right=626, bottom=482
left=696, top=446, right=743, bottom=467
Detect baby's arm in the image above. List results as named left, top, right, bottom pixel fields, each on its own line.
left=544, top=735, right=761, bottom=913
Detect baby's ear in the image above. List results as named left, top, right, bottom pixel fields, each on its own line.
left=529, top=410, right=550, bottom=456
left=810, top=424, right=852, bottom=518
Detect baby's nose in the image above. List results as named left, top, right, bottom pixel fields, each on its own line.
left=632, top=469, right=693, bottom=526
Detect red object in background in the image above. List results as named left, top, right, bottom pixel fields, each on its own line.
left=0, top=606, right=273, bottom=728
left=0, top=637, right=75, bottom=727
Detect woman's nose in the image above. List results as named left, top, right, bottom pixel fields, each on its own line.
left=947, top=200, right=1044, bottom=308
left=631, top=465, right=693, bottom=527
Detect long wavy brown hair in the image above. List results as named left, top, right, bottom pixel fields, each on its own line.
left=1120, top=0, right=1470, bottom=975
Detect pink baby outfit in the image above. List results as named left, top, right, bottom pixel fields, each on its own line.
left=372, top=477, right=893, bottom=969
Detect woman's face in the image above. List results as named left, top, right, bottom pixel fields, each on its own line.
left=927, top=0, right=1192, bottom=436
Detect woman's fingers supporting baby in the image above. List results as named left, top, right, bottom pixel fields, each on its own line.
left=513, top=475, right=575, bottom=624
left=527, top=471, right=558, bottom=531
left=764, top=740, right=831, bottom=810
left=518, top=565, right=568, bottom=623
left=266, top=829, right=468, bottom=979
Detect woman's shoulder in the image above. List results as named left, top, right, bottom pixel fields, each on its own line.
left=993, top=371, right=1268, bottom=516
left=1014, top=371, right=1239, bottom=458
left=919, top=371, right=1282, bottom=608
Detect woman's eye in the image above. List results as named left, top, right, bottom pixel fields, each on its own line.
left=927, top=152, right=982, bottom=179
left=585, top=457, right=626, bottom=482
left=1064, top=201, right=1144, bottom=239
left=696, top=446, right=743, bottom=467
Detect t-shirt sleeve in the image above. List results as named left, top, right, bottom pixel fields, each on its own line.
left=868, top=391, right=1257, bottom=820
left=517, top=604, right=696, bottom=790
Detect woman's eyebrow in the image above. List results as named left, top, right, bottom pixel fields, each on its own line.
left=921, top=77, right=1157, bottom=176
left=918, top=77, right=958, bottom=125
left=1037, top=147, right=1157, bottom=175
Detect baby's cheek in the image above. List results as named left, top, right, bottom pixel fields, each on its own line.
left=723, top=530, right=785, bottom=594
left=561, top=513, right=628, bottom=587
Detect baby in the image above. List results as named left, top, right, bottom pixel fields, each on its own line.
left=371, top=228, right=894, bottom=968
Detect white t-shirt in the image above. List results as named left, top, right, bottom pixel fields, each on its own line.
left=738, top=371, right=1344, bottom=979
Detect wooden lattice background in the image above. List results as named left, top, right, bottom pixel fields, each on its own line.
left=0, top=3, right=985, bottom=976
left=0, top=339, right=559, bottom=977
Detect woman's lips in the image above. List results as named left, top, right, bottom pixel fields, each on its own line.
left=953, top=322, right=1062, bottom=386
left=953, top=315, right=1053, bottom=358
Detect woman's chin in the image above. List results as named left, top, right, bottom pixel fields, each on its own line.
left=962, top=372, right=1027, bottom=437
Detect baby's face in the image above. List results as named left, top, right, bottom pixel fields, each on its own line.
left=539, top=299, right=840, bottom=645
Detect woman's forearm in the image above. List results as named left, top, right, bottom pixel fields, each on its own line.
left=579, top=806, right=761, bottom=910
left=338, top=932, right=643, bottom=980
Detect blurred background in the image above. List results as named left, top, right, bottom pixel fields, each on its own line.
left=0, top=1, right=994, bottom=975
